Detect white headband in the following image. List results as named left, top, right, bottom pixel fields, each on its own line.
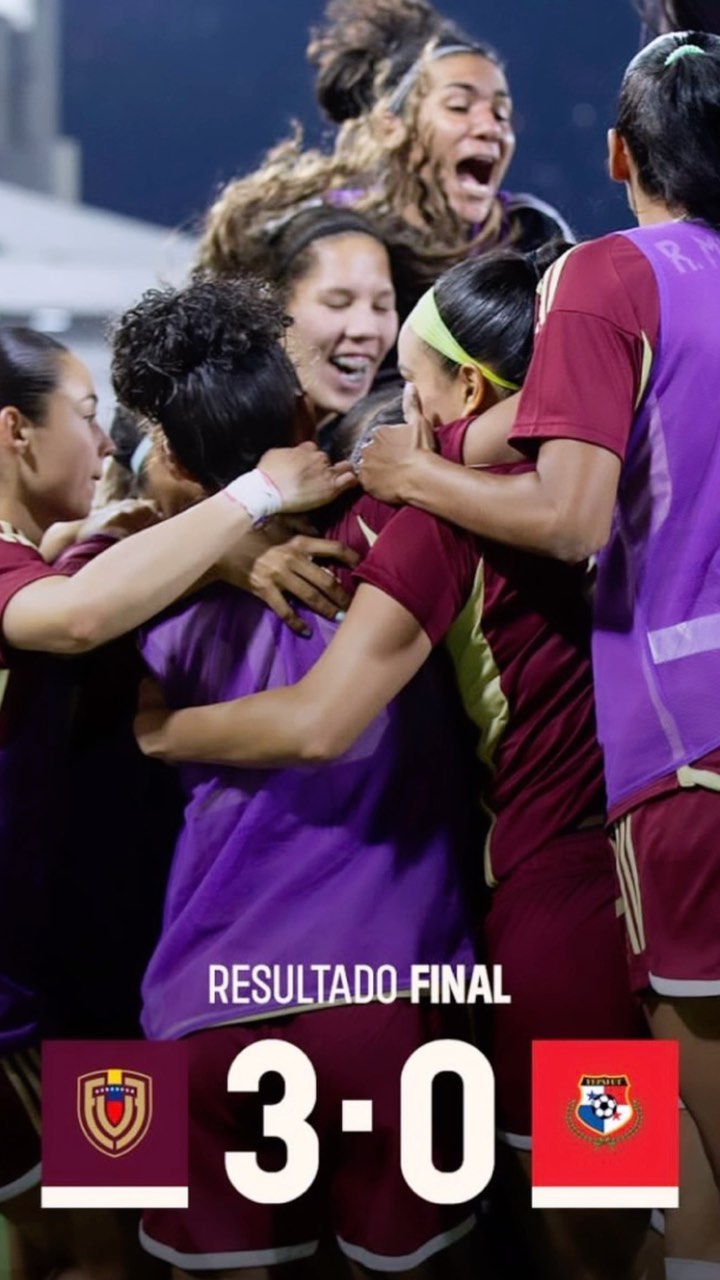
left=129, top=435, right=153, bottom=477
left=386, top=44, right=485, bottom=114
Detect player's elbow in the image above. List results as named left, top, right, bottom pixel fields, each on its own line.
left=61, top=607, right=108, bottom=652
left=546, top=505, right=612, bottom=565
left=294, top=704, right=355, bottom=763
left=296, top=730, right=347, bottom=764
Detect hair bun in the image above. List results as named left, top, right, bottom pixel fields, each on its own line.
left=111, top=277, right=289, bottom=422
left=525, top=238, right=574, bottom=283
left=307, top=0, right=442, bottom=121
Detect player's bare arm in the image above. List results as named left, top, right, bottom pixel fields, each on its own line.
left=135, top=585, right=431, bottom=767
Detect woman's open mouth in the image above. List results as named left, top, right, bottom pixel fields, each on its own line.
left=455, top=156, right=497, bottom=196
left=329, top=354, right=374, bottom=388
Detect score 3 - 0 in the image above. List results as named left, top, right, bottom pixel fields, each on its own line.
left=225, top=1039, right=495, bottom=1204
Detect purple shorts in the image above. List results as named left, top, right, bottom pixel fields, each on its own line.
left=141, top=1001, right=476, bottom=1271
left=485, top=830, right=646, bottom=1146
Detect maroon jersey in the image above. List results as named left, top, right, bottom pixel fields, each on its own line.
left=508, top=236, right=660, bottom=461
left=0, top=528, right=77, bottom=1052
left=0, top=528, right=181, bottom=1048
left=354, top=424, right=606, bottom=884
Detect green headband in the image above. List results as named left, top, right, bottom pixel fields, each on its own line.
left=664, top=43, right=708, bottom=67
left=407, top=287, right=521, bottom=392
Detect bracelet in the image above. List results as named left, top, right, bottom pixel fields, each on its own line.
left=223, top=468, right=282, bottom=526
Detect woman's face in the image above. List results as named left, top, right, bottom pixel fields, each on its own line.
left=397, top=322, right=475, bottom=427
left=285, top=233, right=398, bottom=425
left=415, top=52, right=515, bottom=228
left=24, top=353, right=112, bottom=526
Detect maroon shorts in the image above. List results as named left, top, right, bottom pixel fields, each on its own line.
left=613, top=786, right=720, bottom=995
left=485, top=831, right=646, bottom=1146
left=141, top=1001, right=476, bottom=1271
left=0, top=1044, right=42, bottom=1203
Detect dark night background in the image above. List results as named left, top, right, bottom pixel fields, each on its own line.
left=61, top=0, right=640, bottom=240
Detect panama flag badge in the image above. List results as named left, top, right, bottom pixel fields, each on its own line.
left=532, top=1040, right=679, bottom=1209
left=573, top=1074, right=637, bottom=1141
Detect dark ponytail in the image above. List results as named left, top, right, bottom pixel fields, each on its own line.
left=617, top=31, right=720, bottom=228
left=0, top=327, right=66, bottom=422
left=431, top=240, right=570, bottom=390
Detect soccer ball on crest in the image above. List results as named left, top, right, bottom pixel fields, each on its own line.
left=591, top=1092, right=619, bottom=1120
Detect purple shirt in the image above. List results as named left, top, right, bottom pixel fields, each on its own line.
left=511, top=221, right=720, bottom=811
left=139, top=589, right=476, bottom=1038
left=593, top=221, right=720, bottom=809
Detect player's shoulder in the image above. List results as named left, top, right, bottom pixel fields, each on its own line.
left=0, top=523, right=46, bottom=573
left=537, top=232, right=653, bottom=326
left=0, top=522, right=41, bottom=554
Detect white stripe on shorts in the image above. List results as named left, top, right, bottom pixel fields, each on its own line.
left=649, top=973, right=720, bottom=997
left=497, top=1129, right=532, bottom=1151
left=612, top=816, right=646, bottom=956
left=337, top=1213, right=476, bottom=1272
left=138, top=1225, right=319, bottom=1271
left=0, top=1160, right=41, bottom=1205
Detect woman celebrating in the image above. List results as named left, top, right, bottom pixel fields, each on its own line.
left=199, top=204, right=399, bottom=430
left=199, top=0, right=572, bottom=318
left=357, top=25, right=720, bottom=1250
left=0, top=323, right=348, bottom=1279
left=134, top=248, right=648, bottom=1280
left=108, top=273, right=479, bottom=1280
left=308, top=0, right=572, bottom=255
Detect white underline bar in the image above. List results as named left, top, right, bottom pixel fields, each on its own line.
left=42, top=1185, right=189, bottom=1209
left=532, top=1186, right=678, bottom=1209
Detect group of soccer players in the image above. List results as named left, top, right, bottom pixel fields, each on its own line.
left=2, top=3, right=720, bottom=1279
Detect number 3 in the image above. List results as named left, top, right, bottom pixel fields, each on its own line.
left=225, top=1041, right=319, bottom=1203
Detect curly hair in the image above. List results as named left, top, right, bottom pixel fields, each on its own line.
left=111, top=276, right=300, bottom=490
left=307, top=0, right=446, bottom=122
left=197, top=54, right=505, bottom=302
left=196, top=1, right=506, bottom=292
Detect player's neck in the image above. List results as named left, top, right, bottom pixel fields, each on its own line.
left=0, top=494, right=44, bottom=547
left=632, top=184, right=684, bottom=228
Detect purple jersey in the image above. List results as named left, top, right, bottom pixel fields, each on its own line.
left=138, top=589, right=476, bottom=1038
left=593, top=222, right=720, bottom=810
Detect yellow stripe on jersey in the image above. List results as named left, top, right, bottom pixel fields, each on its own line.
left=444, top=560, right=509, bottom=888
left=536, top=244, right=579, bottom=331
left=636, top=331, right=654, bottom=409
left=355, top=515, right=379, bottom=548
left=0, top=521, right=36, bottom=549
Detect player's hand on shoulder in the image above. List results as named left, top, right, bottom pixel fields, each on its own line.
left=215, top=517, right=358, bottom=637
left=260, top=442, right=357, bottom=514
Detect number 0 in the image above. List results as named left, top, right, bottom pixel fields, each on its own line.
left=400, top=1040, right=495, bottom=1203
left=225, top=1041, right=319, bottom=1204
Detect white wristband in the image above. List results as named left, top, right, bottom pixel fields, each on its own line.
left=223, top=468, right=282, bottom=526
